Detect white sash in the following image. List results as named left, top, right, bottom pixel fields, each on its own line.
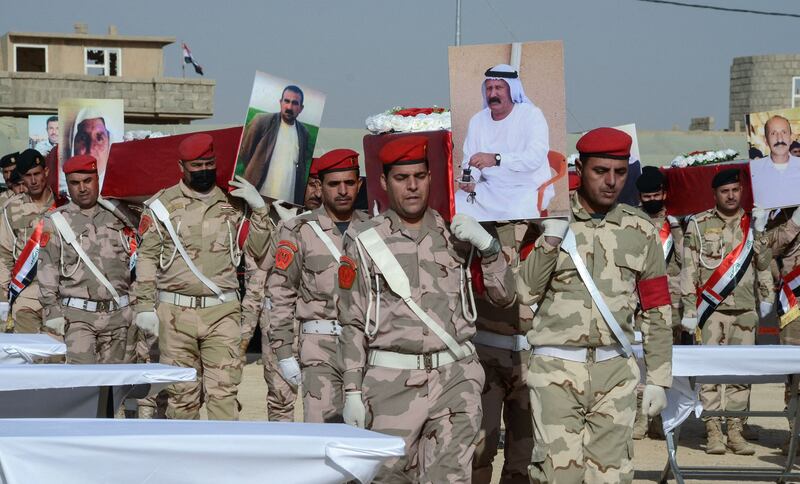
left=307, top=220, right=341, bottom=261
left=148, top=199, right=230, bottom=302
left=50, top=212, right=122, bottom=304
left=356, top=228, right=467, bottom=359
left=560, top=229, right=633, bottom=357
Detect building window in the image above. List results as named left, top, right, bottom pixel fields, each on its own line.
left=14, top=44, right=47, bottom=72
left=794, top=77, right=800, bottom=108
left=85, top=48, right=121, bottom=76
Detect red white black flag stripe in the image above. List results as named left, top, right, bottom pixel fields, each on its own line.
left=695, top=214, right=754, bottom=329
left=9, top=220, right=45, bottom=304
left=182, top=43, right=204, bottom=75
left=659, top=220, right=675, bottom=263
left=777, top=265, right=800, bottom=327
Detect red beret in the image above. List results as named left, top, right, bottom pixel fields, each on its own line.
left=313, top=149, right=359, bottom=176
left=309, top=158, right=320, bottom=177
left=576, top=127, right=632, bottom=160
left=178, top=133, right=214, bottom=162
left=379, top=136, right=428, bottom=166
left=63, top=154, right=97, bottom=174
left=568, top=172, right=581, bottom=190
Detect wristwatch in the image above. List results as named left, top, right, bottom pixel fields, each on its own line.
left=494, top=153, right=501, bottom=166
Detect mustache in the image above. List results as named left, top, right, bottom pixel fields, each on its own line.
left=488, top=96, right=501, bottom=105
left=774, top=141, right=788, bottom=147
left=284, top=109, right=295, bottom=115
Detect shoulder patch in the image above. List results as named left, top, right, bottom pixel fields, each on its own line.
left=338, top=255, right=357, bottom=289
left=275, top=240, right=298, bottom=271
left=39, top=232, right=50, bottom=247
left=138, top=214, right=153, bottom=235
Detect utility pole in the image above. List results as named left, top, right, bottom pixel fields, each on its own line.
left=455, top=0, right=462, bottom=46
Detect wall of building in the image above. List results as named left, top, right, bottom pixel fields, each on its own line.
left=729, top=54, right=800, bottom=130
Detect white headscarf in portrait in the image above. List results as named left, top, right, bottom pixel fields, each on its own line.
left=481, top=64, right=532, bottom=108
left=70, top=107, right=108, bottom=156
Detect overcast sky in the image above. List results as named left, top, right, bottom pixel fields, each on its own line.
left=2, top=0, right=799, bottom=131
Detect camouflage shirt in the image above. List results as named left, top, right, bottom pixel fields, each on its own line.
left=760, top=213, right=800, bottom=281
left=268, top=207, right=368, bottom=360
left=338, top=208, right=516, bottom=391
left=0, top=190, right=56, bottom=303
left=517, top=194, right=673, bottom=387
left=644, top=212, right=684, bottom=328
left=134, top=181, right=270, bottom=312
left=241, top=212, right=282, bottom=336
left=680, top=207, right=773, bottom=316
left=38, top=202, right=137, bottom=321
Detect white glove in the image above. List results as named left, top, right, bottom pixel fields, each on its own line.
left=343, top=391, right=366, bottom=428
left=44, top=317, right=66, bottom=336
left=642, top=384, right=667, bottom=417
left=450, top=214, right=493, bottom=251
left=272, top=201, right=299, bottom=222
left=229, top=175, right=266, bottom=210
left=760, top=301, right=774, bottom=318
left=96, top=196, right=118, bottom=213
left=680, top=316, right=698, bottom=332
left=542, top=218, right=570, bottom=240
left=278, top=357, right=302, bottom=387
left=792, top=207, right=800, bottom=227
left=752, top=207, right=768, bottom=232
left=0, top=302, right=9, bottom=322
left=134, top=311, right=159, bottom=336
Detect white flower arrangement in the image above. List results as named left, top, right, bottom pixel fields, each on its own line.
left=365, top=106, right=451, bottom=134
left=123, top=130, right=167, bottom=141
left=670, top=149, right=738, bottom=168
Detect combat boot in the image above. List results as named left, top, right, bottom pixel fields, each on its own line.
left=705, top=418, right=726, bottom=455
left=726, top=418, right=755, bottom=455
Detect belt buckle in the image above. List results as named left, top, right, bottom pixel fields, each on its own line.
left=97, top=300, right=108, bottom=312
left=194, top=296, right=204, bottom=309
left=422, top=353, right=434, bottom=372
left=587, top=347, right=596, bottom=363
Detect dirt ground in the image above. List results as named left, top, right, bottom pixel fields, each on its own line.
left=233, top=357, right=797, bottom=483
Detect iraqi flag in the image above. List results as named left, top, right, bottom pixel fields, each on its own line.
left=182, top=43, right=204, bottom=75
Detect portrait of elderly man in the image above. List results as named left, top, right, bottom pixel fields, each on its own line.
left=66, top=107, right=114, bottom=191
left=454, top=64, right=552, bottom=221
left=750, top=115, right=800, bottom=209
left=238, top=85, right=311, bottom=206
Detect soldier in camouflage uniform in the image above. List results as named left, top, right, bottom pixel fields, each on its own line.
left=0, top=152, right=23, bottom=203
left=680, top=168, right=773, bottom=455
left=517, top=128, right=672, bottom=484
left=268, top=149, right=367, bottom=423
left=0, top=149, right=56, bottom=334
left=134, top=134, right=270, bottom=420
left=632, top=167, right=684, bottom=440
left=339, top=136, right=515, bottom=483
left=471, top=222, right=538, bottom=484
left=37, top=154, right=138, bottom=363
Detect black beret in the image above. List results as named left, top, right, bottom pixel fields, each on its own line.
left=0, top=152, right=19, bottom=169
left=635, top=166, right=665, bottom=193
left=711, top=168, right=740, bottom=189
left=16, top=149, right=46, bottom=175
left=7, top=168, right=21, bottom=185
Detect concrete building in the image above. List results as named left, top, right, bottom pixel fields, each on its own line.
left=729, top=54, right=800, bottom=130
left=0, top=24, right=214, bottom=123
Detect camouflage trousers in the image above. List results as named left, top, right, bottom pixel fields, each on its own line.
left=528, top=353, right=639, bottom=484
left=157, top=300, right=242, bottom=421
left=364, top=355, right=485, bottom=484
left=259, top=310, right=297, bottom=422
left=134, top=325, right=168, bottom=418
left=700, top=310, right=756, bottom=419
left=299, top=332, right=344, bottom=423
left=11, top=284, right=42, bottom=334
left=64, top=305, right=131, bottom=364
left=472, top=343, right=533, bottom=484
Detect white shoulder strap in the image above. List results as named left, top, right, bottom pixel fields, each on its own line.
left=307, top=220, right=341, bottom=261
left=357, top=227, right=467, bottom=359
left=148, top=199, right=229, bottom=301
left=560, top=229, right=633, bottom=357
left=50, top=212, right=121, bottom=304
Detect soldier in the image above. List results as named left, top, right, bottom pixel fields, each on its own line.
left=5, top=170, right=27, bottom=196
left=0, top=152, right=22, bottom=203
left=632, top=166, right=684, bottom=440
left=757, top=206, right=800, bottom=453
left=471, top=222, right=537, bottom=484
left=517, top=127, right=672, bottom=483
left=134, top=133, right=270, bottom=420
left=267, top=149, right=367, bottom=423
left=0, top=149, right=57, bottom=334
left=339, top=136, right=516, bottom=483
left=680, top=168, right=773, bottom=455
left=37, top=154, right=138, bottom=363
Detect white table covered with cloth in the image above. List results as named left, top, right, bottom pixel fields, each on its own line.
left=0, top=363, right=196, bottom=418
left=651, top=345, right=800, bottom=483
left=0, top=419, right=405, bottom=484
left=0, top=333, right=65, bottom=364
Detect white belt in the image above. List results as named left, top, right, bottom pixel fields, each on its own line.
left=533, top=344, right=626, bottom=363
left=158, top=291, right=238, bottom=309
left=301, top=319, right=342, bottom=336
left=473, top=330, right=531, bottom=352
left=262, top=298, right=272, bottom=311
left=367, top=341, right=475, bottom=371
left=61, top=295, right=130, bottom=313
